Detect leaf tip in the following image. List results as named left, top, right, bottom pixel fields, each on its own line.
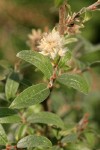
left=9, top=103, right=15, bottom=109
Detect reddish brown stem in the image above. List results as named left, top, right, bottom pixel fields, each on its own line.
left=59, top=2, right=66, bottom=35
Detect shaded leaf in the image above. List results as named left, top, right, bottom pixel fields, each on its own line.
left=5, top=72, right=20, bottom=100
left=80, top=49, right=100, bottom=64
left=50, top=146, right=63, bottom=150
left=57, top=73, right=89, bottom=94
left=0, top=124, right=8, bottom=145
left=89, top=61, right=100, bottom=68
left=17, top=50, right=53, bottom=79
left=85, top=132, right=95, bottom=148
left=0, top=107, right=18, bottom=117
left=61, top=133, right=77, bottom=143
left=27, top=112, right=64, bottom=129
left=83, top=11, right=92, bottom=23
left=10, top=83, right=50, bottom=109
left=58, top=51, right=71, bottom=68
left=0, top=66, right=10, bottom=81
left=0, top=108, right=21, bottom=123
left=17, top=135, right=52, bottom=148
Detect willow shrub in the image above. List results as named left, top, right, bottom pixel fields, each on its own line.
left=0, top=0, right=100, bottom=150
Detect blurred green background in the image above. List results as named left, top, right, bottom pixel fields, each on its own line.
left=0, top=0, right=100, bottom=149
left=0, top=0, right=100, bottom=63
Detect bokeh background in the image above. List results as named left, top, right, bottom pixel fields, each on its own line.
left=0, top=0, right=100, bottom=149
left=0, top=0, right=100, bottom=63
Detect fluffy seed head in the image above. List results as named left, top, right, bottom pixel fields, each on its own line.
left=38, top=28, right=66, bottom=59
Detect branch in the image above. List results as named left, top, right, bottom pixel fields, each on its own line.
left=87, top=0, right=100, bottom=11
left=42, top=1, right=68, bottom=111
left=59, top=1, right=66, bottom=35
left=42, top=61, right=59, bottom=111
left=66, top=0, right=100, bottom=28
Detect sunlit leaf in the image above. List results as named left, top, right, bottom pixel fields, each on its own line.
left=17, top=135, right=52, bottom=148
left=57, top=73, right=89, bottom=94
left=27, top=112, right=64, bottom=129
left=17, top=50, right=53, bottom=79
left=10, top=83, right=50, bottom=109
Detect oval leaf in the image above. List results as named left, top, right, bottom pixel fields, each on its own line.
left=0, top=124, right=8, bottom=145
left=0, top=108, right=21, bottom=124
left=61, top=133, right=78, bottom=144
left=5, top=72, right=19, bottom=100
left=10, top=83, right=50, bottom=109
left=17, top=50, right=53, bottom=79
left=17, top=135, right=52, bottom=148
left=57, top=73, right=89, bottom=94
left=0, top=115, right=21, bottom=124
left=27, top=112, right=64, bottom=129
left=80, top=49, right=100, bottom=64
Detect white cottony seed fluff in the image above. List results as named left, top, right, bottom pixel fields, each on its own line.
left=38, top=28, right=66, bottom=59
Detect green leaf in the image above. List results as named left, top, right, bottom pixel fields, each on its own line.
left=85, top=132, right=95, bottom=148
left=58, top=51, right=71, bottom=68
left=80, top=49, right=100, bottom=64
left=0, top=82, right=4, bottom=93
left=10, top=83, right=50, bottom=109
left=0, top=124, right=8, bottom=145
left=0, top=60, right=11, bottom=69
left=57, top=73, right=89, bottom=94
left=67, top=143, right=91, bottom=150
left=0, top=66, right=9, bottom=81
left=89, top=61, right=100, bottom=68
left=0, top=107, right=18, bottom=117
left=17, top=135, right=52, bottom=148
left=15, top=124, right=28, bottom=141
left=0, top=60, right=11, bottom=81
left=27, top=112, right=64, bottom=129
left=0, top=115, right=21, bottom=124
left=0, top=108, right=21, bottom=124
left=65, top=38, right=77, bottom=45
left=61, top=133, right=78, bottom=143
left=5, top=72, right=19, bottom=100
left=50, top=146, right=63, bottom=150
left=17, top=50, right=53, bottom=79
left=83, top=11, right=92, bottom=23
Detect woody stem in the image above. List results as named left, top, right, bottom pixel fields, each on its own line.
left=59, top=1, right=66, bottom=35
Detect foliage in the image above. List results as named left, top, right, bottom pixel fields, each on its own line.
left=0, top=0, right=100, bottom=150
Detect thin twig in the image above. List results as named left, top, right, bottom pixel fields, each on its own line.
left=42, top=1, right=67, bottom=111
left=42, top=63, right=59, bottom=111
left=67, top=0, right=100, bottom=27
